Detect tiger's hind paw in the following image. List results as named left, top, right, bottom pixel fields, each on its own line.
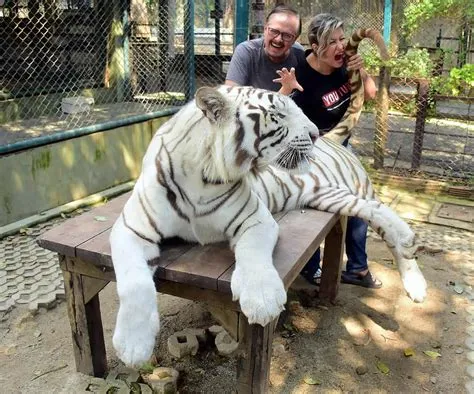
left=231, top=266, right=286, bottom=326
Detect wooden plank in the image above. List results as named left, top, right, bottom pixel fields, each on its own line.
left=207, top=306, right=240, bottom=340
left=163, top=242, right=235, bottom=290
left=76, top=229, right=196, bottom=270
left=82, top=276, right=110, bottom=304
left=217, top=209, right=339, bottom=293
left=66, top=257, right=117, bottom=282
left=37, top=192, right=131, bottom=257
left=275, top=210, right=339, bottom=289
left=319, top=216, right=347, bottom=303
left=64, top=256, right=240, bottom=310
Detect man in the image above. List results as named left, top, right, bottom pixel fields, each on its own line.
left=225, top=4, right=304, bottom=91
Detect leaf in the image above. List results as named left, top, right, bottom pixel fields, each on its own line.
left=94, top=216, right=108, bottom=222
left=376, top=361, right=390, bottom=374
left=404, top=348, right=415, bottom=357
left=423, top=350, right=441, bottom=359
left=138, top=362, right=155, bottom=374
left=303, top=377, right=321, bottom=385
left=283, top=323, right=296, bottom=332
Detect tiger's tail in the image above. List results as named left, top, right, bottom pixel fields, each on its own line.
left=308, top=193, right=426, bottom=302
left=325, top=28, right=390, bottom=144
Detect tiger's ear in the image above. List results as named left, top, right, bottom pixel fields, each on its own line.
left=195, top=87, right=229, bottom=123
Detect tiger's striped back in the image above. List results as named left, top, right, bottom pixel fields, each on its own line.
left=324, top=28, right=390, bottom=144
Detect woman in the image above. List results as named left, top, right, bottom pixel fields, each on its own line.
left=275, top=13, right=382, bottom=289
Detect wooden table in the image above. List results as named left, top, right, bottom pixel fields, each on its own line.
left=37, top=192, right=346, bottom=393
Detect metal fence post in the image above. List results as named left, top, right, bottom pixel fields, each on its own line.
left=184, top=0, right=195, bottom=101
left=158, top=1, right=170, bottom=92
left=411, top=78, right=430, bottom=169
left=234, top=0, right=250, bottom=45
left=250, top=0, right=265, bottom=39
left=374, top=66, right=391, bottom=169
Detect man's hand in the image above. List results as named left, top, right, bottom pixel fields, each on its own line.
left=273, top=67, right=304, bottom=95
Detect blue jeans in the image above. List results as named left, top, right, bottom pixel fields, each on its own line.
left=301, top=216, right=368, bottom=278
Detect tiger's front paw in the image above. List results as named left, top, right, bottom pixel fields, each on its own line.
left=113, top=286, right=160, bottom=366
left=400, top=259, right=427, bottom=303
left=231, top=266, right=286, bottom=326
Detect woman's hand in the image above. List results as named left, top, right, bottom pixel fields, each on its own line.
left=346, top=54, right=364, bottom=71
left=273, top=67, right=304, bottom=95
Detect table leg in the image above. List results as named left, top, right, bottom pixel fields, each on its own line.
left=236, top=313, right=275, bottom=393
left=62, top=265, right=107, bottom=376
left=319, top=216, right=347, bottom=303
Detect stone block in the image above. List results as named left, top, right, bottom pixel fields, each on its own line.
left=142, top=367, right=179, bottom=394
left=181, top=327, right=208, bottom=344
left=106, top=367, right=141, bottom=385
left=167, top=330, right=199, bottom=358
left=208, top=325, right=224, bottom=337
left=215, top=330, right=238, bottom=356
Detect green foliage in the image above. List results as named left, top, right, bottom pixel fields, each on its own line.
left=431, top=64, right=474, bottom=96
left=362, top=47, right=433, bottom=79
left=388, top=48, right=434, bottom=79
left=402, top=0, right=474, bottom=37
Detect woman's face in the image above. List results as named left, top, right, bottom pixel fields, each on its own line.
left=314, top=27, right=346, bottom=70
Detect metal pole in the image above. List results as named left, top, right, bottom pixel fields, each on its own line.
left=121, top=0, right=131, bottom=100
left=234, top=0, right=249, bottom=46
left=373, top=0, right=393, bottom=169
left=210, top=0, right=223, bottom=57
left=411, top=79, right=429, bottom=169
left=184, top=0, right=195, bottom=101
left=250, top=0, right=265, bottom=39
left=383, top=0, right=392, bottom=44
left=374, top=66, right=390, bottom=169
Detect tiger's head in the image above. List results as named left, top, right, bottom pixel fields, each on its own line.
left=195, top=85, right=318, bottom=183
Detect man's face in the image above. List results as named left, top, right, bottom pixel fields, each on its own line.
left=263, top=13, right=299, bottom=63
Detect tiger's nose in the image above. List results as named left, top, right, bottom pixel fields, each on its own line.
left=309, top=125, right=319, bottom=143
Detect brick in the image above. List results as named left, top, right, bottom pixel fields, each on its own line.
left=167, top=330, right=199, bottom=358
left=142, top=367, right=179, bottom=394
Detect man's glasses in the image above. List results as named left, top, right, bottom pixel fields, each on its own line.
left=266, top=27, right=295, bottom=43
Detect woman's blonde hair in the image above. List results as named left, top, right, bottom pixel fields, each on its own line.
left=307, top=13, right=344, bottom=58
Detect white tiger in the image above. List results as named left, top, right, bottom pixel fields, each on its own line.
left=110, top=85, right=318, bottom=366
left=110, top=84, right=427, bottom=367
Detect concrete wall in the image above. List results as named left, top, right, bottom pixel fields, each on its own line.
left=0, top=116, right=170, bottom=227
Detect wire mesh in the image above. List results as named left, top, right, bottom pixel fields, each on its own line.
left=1, top=0, right=472, bottom=186
left=0, top=0, right=233, bottom=143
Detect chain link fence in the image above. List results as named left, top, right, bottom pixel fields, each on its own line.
left=0, top=0, right=234, bottom=144
left=1, top=0, right=473, bottom=186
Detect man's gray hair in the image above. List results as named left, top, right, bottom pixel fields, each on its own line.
left=307, top=13, right=344, bottom=58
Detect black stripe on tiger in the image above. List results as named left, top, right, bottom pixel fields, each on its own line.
left=138, top=189, right=164, bottom=240
left=195, top=181, right=244, bottom=217
left=232, top=198, right=261, bottom=238
left=223, top=188, right=253, bottom=236
left=121, top=212, right=157, bottom=245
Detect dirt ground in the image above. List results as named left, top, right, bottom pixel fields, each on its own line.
left=0, top=236, right=469, bottom=393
